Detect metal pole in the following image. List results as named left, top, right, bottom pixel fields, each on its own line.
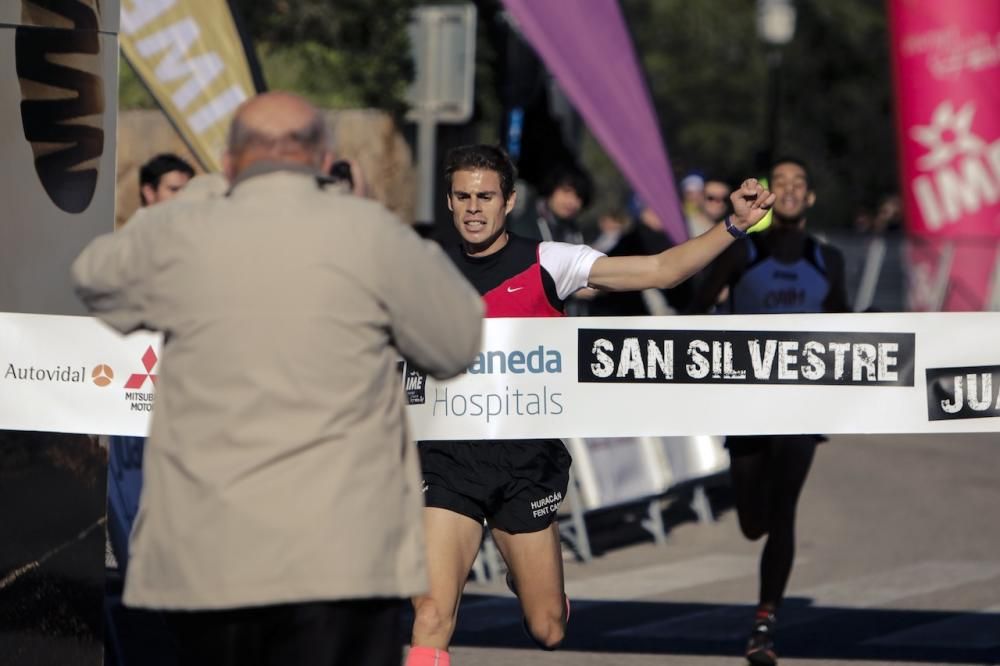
left=986, top=242, right=1000, bottom=311
left=764, top=49, right=782, bottom=169
left=414, top=15, right=440, bottom=224
left=854, top=235, right=887, bottom=312
left=930, top=241, right=955, bottom=311
left=416, top=117, right=437, bottom=224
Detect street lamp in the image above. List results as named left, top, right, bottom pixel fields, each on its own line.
left=757, top=0, right=796, bottom=46
left=756, top=0, right=797, bottom=170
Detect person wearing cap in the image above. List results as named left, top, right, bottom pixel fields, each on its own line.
left=681, top=172, right=711, bottom=237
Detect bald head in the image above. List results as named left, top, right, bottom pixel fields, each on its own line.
left=224, top=92, right=332, bottom=181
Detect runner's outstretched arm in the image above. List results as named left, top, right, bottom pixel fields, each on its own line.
left=588, top=179, right=774, bottom=292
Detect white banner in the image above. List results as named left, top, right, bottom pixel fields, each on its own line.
left=3, top=311, right=1000, bottom=439
left=0, top=313, right=159, bottom=436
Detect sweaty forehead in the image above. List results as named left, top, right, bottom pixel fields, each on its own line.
left=452, top=169, right=501, bottom=193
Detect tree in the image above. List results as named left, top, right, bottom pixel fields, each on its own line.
left=120, top=0, right=416, bottom=117
left=117, top=0, right=898, bottom=230
left=232, top=0, right=415, bottom=116
left=619, top=0, right=897, bottom=229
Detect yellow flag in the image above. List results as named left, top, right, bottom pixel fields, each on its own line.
left=119, top=0, right=264, bottom=171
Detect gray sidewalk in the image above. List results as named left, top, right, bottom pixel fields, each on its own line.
left=435, top=433, right=1000, bottom=666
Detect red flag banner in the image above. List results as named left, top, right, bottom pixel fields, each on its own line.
left=889, top=0, right=1000, bottom=310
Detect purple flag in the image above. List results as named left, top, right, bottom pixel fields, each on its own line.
left=502, top=0, right=687, bottom=243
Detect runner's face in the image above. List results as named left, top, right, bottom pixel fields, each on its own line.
left=770, top=162, right=814, bottom=222
left=448, top=169, right=516, bottom=256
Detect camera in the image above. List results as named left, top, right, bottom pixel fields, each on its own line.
left=328, top=160, right=354, bottom=190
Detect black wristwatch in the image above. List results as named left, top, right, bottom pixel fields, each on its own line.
left=724, top=215, right=748, bottom=239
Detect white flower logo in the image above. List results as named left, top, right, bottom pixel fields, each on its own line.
left=910, top=101, right=985, bottom=171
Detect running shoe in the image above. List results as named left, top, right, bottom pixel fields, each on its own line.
left=745, top=612, right=777, bottom=665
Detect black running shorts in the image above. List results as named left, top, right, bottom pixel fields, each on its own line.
left=725, top=434, right=826, bottom=457
left=418, top=439, right=572, bottom=534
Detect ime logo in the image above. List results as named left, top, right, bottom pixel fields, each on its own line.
left=910, top=101, right=1000, bottom=231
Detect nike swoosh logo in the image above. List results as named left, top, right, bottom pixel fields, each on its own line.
left=506, top=286, right=525, bottom=293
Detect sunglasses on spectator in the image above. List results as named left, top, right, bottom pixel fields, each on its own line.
left=704, top=194, right=728, bottom=202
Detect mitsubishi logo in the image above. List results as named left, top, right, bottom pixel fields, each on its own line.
left=125, top=346, right=158, bottom=389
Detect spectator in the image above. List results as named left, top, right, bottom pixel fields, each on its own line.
left=73, top=91, right=483, bottom=666
left=872, top=193, right=902, bottom=234
left=680, top=172, right=710, bottom=238
left=138, top=153, right=195, bottom=206
left=510, top=162, right=592, bottom=244
left=698, top=177, right=733, bottom=232
left=590, top=208, right=630, bottom=254
left=586, top=196, right=693, bottom=315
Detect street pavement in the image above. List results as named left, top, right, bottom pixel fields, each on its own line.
left=439, top=433, right=1000, bottom=666
left=9, top=431, right=995, bottom=665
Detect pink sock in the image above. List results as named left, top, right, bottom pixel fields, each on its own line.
left=405, top=646, right=450, bottom=666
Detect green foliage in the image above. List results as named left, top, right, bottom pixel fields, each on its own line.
left=230, top=0, right=416, bottom=116
left=616, top=0, right=897, bottom=229
left=116, top=0, right=897, bottom=228
left=257, top=42, right=363, bottom=110
left=118, top=55, right=157, bottom=110
left=778, top=0, right=898, bottom=226
left=469, top=1, right=504, bottom=146
left=623, top=0, right=766, bottom=178
left=118, top=1, right=416, bottom=115
left=581, top=129, right=628, bottom=228
left=573, top=0, right=767, bottom=224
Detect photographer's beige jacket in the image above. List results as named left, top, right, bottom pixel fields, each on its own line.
left=73, top=167, right=483, bottom=610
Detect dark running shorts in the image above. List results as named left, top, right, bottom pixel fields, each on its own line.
left=417, top=439, right=572, bottom=534
left=725, top=434, right=827, bottom=457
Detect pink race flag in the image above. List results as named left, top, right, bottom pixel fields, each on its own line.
left=889, top=0, right=1000, bottom=310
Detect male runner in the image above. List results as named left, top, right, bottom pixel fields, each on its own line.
left=689, top=157, right=849, bottom=665
left=406, top=145, right=775, bottom=666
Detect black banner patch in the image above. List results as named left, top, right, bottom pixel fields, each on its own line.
left=578, top=329, right=915, bottom=386
left=926, top=365, right=1000, bottom=420
left=398, top=360, right=428, bottom=405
